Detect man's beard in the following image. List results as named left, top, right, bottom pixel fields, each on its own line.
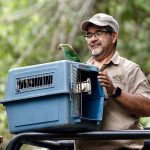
left=90, top=48, right=103, bottom=57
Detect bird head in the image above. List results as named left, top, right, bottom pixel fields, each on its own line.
left=57, top=43, right=81, bottom=62
left=57, top=44, right=73, bottom=51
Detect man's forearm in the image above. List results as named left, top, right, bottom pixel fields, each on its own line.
left=116, top=91, right=150, bottom=117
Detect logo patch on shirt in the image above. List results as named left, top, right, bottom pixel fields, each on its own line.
left=112, top=75, right=124, bottom=82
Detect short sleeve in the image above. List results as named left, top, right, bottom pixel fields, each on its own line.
left=126, top=66, right=150, bottom=99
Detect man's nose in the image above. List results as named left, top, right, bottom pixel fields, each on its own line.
left=90, top=34, right=98, bottom=41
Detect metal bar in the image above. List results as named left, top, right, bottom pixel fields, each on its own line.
left=6, top=130, right=150, bottom=150
left=24, top=140, right=74, bottom=149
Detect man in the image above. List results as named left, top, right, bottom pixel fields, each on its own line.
left=75, top=13, right=150, bottom=150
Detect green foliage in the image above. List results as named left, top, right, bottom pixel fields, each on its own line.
left=140, top=117, right=150, bottom=128
left=0, top=0, right=150, bottom=149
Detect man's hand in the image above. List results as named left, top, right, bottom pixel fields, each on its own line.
left=98, top=70, right=115, bottom=97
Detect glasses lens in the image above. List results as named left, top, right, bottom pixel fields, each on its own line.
left=84, top=32, right=92, bottom=38
left=84, top=29, right=112, bottom=40
left=95, top=31, right=104, bottom=36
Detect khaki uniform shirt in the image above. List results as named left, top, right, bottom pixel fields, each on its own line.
left=75, top=52, right=150, bottom=150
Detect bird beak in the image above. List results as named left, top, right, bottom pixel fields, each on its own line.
left=57, top=44, right=62, bottom=51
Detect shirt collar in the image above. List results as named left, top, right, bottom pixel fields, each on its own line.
left=87, top=51, right=120, bottom=65
left=108, top=51, right=120, bottom=65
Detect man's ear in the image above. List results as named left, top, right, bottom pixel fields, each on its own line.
left=112, top=32, right=118, bottom=43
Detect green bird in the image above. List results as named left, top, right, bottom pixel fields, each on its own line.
left=58, top=44, right=81, bottom=62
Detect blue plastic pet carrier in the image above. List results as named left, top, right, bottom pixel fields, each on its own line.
left=1, top=60, right=104, bottom=133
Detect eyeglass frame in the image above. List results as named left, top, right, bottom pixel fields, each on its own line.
left=83, top=26, right=114, bottom=40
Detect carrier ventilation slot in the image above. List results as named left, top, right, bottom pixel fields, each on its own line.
left=16, top=73, right=53, bottom=93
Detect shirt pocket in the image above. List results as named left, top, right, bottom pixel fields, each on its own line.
left=112, top=80, right=125, bottom=89
left=111, top=74, right=126, bottom=89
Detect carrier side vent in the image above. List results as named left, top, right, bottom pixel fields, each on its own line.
left=16, top=73, right=53, bottom=93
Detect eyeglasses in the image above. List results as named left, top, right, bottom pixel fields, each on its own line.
left=84, top=29, right=112, bottom=40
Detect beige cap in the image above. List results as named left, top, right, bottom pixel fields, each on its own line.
left=81, top=13, right=119, bottom=33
